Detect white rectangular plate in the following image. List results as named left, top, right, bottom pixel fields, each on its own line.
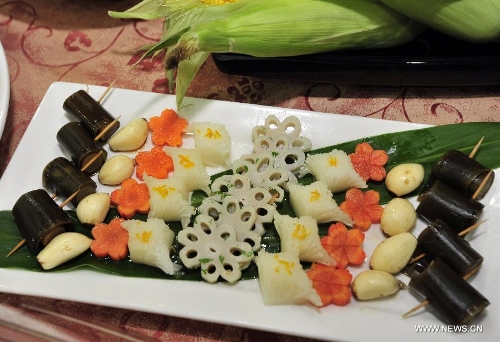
left=1, top=82, right=498, bottom=342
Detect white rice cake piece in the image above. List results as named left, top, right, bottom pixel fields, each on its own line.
left=288, top=181, right=353, bottom=225
left=144, top=174, right=194, bottom=228
left=254, top=250, right=322, bottom=307
left=302, top=150, right=366, bottom=193
left=163, top=146, right=210, bottom=194
left=274, top=213, right=335, bottom=266
left=187, top=122, right=231, bottom=168
left=121, top=218, right=181, bottom=275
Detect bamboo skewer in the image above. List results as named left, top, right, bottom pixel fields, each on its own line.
left=407, top=219, right=487, bottom=265
left=80, top=150, right=104, bottom=171
left=97, top=79, right=116, bottom=104
left=94, top=116, right=121, bottom=141
left=93, top=80, right=121, bottom=142
left=468, top=136, right=484, bottom=158
left=471, top=170, right=493, bottom=201
left=402, top=264, right=481, bottom=318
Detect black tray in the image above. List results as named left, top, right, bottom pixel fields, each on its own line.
left=212, top=30, right=500, bottom=86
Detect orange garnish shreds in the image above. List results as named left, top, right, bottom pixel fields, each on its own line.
left=307, top=263, right=352, bottom=307
left=339, top=188, right=383, bottom=231
left=135, top=146, right=174, bottom=181
left=148, top=108, right=188, bottom=147
left=349, top=142, right=388, bottom=182
left=90, top=217, right=129, bottom=261
left=320, top=223, right=366, bottom=269
left=110, top=178, right=150, bottom=219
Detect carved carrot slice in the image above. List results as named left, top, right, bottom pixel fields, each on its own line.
left=90, top=217, right=129, bottom=261
left=340, top=188, right=384, bottom=231
left=148, top=108, right=188, bottom=147
left=307, top=263, right=352, bottom=307
left=349, top=142, right=388, bottom=182
left=110, top=178, right=150, bottom=219
left=321, top=223, right=366, bottom=269
left=135, top=146, right=174, bottom=181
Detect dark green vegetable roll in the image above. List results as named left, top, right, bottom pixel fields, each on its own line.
left=56, top=121, right=107, bottom=175
left=63, top=90, right=120, bottom=143
left=409, top=258, right=489, bottom=325
left=42, top=157, right=97, bottom=206
left=418, top=219, right=483, bottom=277
left=12, top=189, right=74, bottom=255
left=417, top=181, right=483, bottom=234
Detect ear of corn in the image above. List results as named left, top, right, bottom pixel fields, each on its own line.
left=110, top=0, right=424, bottom=107
left=380, top=0, right=500, bottom=43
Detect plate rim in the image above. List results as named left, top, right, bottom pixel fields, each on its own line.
left=0, top=82, right=497, bottom=342
left=0, top=41, right=10, bottom=139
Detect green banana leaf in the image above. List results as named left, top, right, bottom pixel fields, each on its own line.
left=1, top=122, right=499, bottom=281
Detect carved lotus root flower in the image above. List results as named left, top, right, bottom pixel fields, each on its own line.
left=199, top=195, right=262, bottom=253
left=209, top=174, right=276, bottom=233
left=177, top=214, right=254, bottom=283
left=232, top=152, right=289, bottom=202
left=251, top=115, right=312, bottom=178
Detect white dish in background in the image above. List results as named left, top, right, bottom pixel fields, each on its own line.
left=0, top=42, right=9, bottom=138
left=0, top=82, right=498, bottom=342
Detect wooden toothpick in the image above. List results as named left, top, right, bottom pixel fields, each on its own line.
left=80, top=150, right=104, bottom=171
left=98, top=79, right=116, bottom=104
left=471, top=170, right=493, bottom=200
left=94, top=116, right=121, bottom=141
left=468, top=136, right=484, bottom=158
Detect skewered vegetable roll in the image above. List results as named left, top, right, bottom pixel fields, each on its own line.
left=425, top=149, right=495, bottom=200
left=42, top=157, right=97, bottom=206
left=409, top=258, right=489, bottom=325
left=416, top=181, right=483, bottom=234
left=63, top=89, right=120, bottom=143
left=56, top=122, right=107, bottom=174
left=12, top=189, right=74, bottom=255
left=417, top=219, right=483, bottom=277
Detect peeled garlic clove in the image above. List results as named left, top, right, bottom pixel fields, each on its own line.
left=370, top=232, right=417, bottom=274
left=76, top=192, right=110, bottom=225
left=36, top=232, right=92, bottom=270
left=352, top=270, right=407, bottom=300
left=385, top=163, right=424, bottom=197
left=380, top=198, right=417, bottom=236
left=98, top=155, right=135, bottom=185
left=108, top=118, right=149, bottom=151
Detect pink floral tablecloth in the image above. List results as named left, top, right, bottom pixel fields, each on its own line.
left=1, top=1, right=499, bottom=341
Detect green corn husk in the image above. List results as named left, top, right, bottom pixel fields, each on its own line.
left=380, top=0, right=500, bottom=43
left=110, top=0, right=423, bottom=107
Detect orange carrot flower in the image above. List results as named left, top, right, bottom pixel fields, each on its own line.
left=90, top=217, right=129, bottom=261
left=135, top=146, right=174, bottom=180
left=339, top=188, right=383, bottom=231
left=321, top=223, right=366, bottom=269
left=307, top=263, right=352, bottom=307
left=110, top=178, right=150, bottom=219
left=148, top=108, right=188, bottom=147
left=349, top=142, right=388, bottom=182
